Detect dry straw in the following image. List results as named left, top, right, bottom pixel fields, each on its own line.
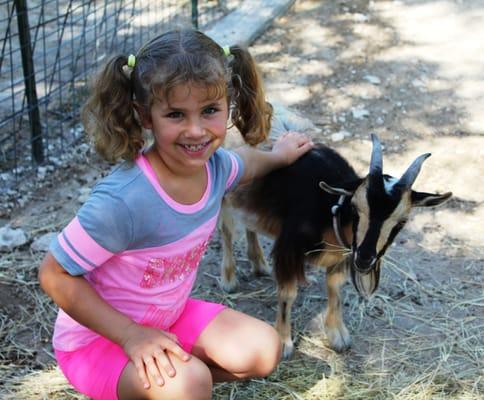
left=1, top=216, right=482, bottom=399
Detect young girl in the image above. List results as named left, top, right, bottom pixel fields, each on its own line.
left=39, top=29, right=313, bottom=400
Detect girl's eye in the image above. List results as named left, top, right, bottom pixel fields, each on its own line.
left=166, top=111, right=183, bottom=119
left=203, top=107, right=219, bottom=115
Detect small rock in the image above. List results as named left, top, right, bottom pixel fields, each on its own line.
left=351, top=107, right=370, bottom=119
left=31, top=232, right=58, bottom=252
left=331, top=131, right=348, bottom=142
left=77, top=187, right=91, bottom=204
left=353, top=13, right=369, bottom=23
left=0, top=225, right=28, bottom=251
left=269, top=101, right=321, bottom=138
left=411, top=79, right=427, bottom=91
left=17, top=197, right=26, bottom=208
left=363, top=75, right=381, bottom=85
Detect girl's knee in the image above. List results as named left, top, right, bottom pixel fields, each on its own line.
left=119, top=357, right=212, bottom=400
left=235, top=323, right=281, bottom=378
left=173, top=357, right=212, bottom=400
left=252, top=324, right=282, bottom=377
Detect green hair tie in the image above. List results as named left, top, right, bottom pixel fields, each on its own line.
left=222, top=45, right=231, bottom=57
left=127, top=54, right=136, bottom=68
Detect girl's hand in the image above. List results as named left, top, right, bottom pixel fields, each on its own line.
left=121, top=323, right=191, bottom=389
left=272, top=131, right=314, bottom=166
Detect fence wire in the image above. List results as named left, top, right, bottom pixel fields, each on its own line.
left=0, top=0, right=240, bottom=212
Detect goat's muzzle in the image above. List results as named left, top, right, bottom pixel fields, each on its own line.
left=353, top=251, right=377, bottom=274
left=350, top=253, right=381, bottom=298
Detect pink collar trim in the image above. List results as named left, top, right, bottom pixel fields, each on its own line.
left=135, top=153, right=211, bottom=214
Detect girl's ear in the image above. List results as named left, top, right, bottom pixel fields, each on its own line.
left=134, top=103, right=152, bottom=129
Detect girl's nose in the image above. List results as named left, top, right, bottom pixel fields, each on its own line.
left=185, top=119, right=205, bottom=138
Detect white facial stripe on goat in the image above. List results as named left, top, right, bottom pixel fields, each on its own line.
left=376, top=191, right=412, bottom=253
left=384, top=176, right=398, bottom=193
left=352, top=180, right=370, bottom=247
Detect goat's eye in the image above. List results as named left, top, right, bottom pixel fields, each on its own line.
left=351, top=204, right=358, bottom=214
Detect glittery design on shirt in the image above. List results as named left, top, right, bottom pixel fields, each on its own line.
left=140, top=240, right=208, bottom=288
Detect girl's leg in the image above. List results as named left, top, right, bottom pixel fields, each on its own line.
left=118, top=354, right=212, bottom=400
left=56, top=334, right=213, bottom=400
left=191, top=308, right=282, bottom=381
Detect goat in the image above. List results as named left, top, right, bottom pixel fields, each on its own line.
left=220, top=134, right=451, bottom=359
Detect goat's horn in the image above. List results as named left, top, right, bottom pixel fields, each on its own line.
left=369, top=134, right=383, bottom=177
left=398, top=153, right=431, bottom=189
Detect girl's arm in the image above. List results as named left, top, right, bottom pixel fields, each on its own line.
left=235, top=131, right=314, bottom=184
left=38, top=252, right=190, bottom=389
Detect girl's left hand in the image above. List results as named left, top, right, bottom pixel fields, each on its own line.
left=272, top=131, right=314, bottom=166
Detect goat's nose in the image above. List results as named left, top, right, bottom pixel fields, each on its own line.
left=354, top=251, right=376, bottom=272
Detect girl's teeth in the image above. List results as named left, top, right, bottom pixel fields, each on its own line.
left=183, top=143, right=207, bottom=151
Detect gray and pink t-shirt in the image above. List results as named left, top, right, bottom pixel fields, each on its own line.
left=49, top=148, right=244, bottom=351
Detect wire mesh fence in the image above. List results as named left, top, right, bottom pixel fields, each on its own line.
left=0, top=0, right=241, bottom=212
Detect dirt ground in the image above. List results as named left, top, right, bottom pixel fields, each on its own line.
left=1, top=0, right=482, bottom=399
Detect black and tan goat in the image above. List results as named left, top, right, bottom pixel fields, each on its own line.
left=220, top=135, right=451, bottom=359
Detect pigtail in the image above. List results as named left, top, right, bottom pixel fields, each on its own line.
left=228, top=45, right=273, bottom=146
left=81, top=55, right=144, bottom=163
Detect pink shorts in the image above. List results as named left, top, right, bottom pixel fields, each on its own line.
left=54, top=299, right=225, bottom=400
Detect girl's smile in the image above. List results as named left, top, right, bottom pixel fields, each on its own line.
left=178, top=140, right=213, bottom=157
left=141, top=83, right=228, bottom=177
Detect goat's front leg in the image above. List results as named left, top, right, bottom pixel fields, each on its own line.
left=246, top=229, right=270, bottom=276
left=275, top=279, right=298, bottom=360
left=324, top=262, right=351, bottom=352
left=219, top=200, right=238, bottom=292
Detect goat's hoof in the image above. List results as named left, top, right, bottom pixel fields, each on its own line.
left=252, top=262, right=271, bottom=277
left=220, top=277, right=238, bottom=293
left=326, top=325, right=351, bottom=353
left=281, top=339, right=295, bottom=360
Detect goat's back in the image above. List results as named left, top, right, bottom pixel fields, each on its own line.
left=232, top=144, right=358, bottom=224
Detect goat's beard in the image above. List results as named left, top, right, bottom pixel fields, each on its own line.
left=350, top=258, right=381, bottom=298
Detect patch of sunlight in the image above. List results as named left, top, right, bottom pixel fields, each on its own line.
left=339, top=38, right=369, bottom=61
left=409, top=205, right=484, bottom=249
left=296, top=1, right=323, bottom=12
left=400, top=118, right=438, bottom=137
left=132, top=3, right=181, bottom=28
left=299, top=21, right=340, bottom=49
left=339, top=82, right=383, bottom=100
left=250, top=42, right=284, bottom=56
left=371, top=0, right=484, bottom=133
left=6, top=366, right=82, bottom=399
left=303, top=375, right=346, bottom=400
left=266, top=83, right=312, bottom=105
left=324, top=87, right=354, bottom=113
left=299, top=59, right=333, bottom=77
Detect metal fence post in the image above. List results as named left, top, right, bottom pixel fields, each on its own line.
left=191, top=0, right=198, bottom=29
left=14, top=0, right=44, bottom=164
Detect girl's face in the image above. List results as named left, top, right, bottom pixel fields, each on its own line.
left=141, top=82, right=229, bottom=175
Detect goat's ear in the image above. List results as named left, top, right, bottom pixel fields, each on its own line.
left=411, top=191, right=452, bottom=207
left=319, top=179, right=362, bottom=196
